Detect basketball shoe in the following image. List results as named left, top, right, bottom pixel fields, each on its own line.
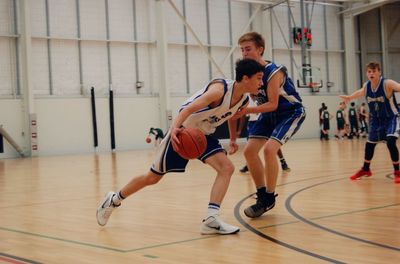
left=96, top=191, right=120, bottom=226
left=201, top=215, right=240, bottom=235
left=281, top=161, right=291, bottom=172
left=349, top=169, right=372, bottom=180
left=394, top=170, right=400, bottom=184
left=244, top=193, right=277, bottom=218
left=239, top=165, right=248, bottom=173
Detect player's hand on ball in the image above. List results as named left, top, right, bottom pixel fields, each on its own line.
left=171, top=127, right=184, bottom=152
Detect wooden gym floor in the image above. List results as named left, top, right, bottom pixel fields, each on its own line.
left=0, top=138, right=399, bottom=264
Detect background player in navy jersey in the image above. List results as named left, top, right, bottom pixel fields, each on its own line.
left=340, top=61, right=400, bottom=184
left=236, top=32, right=306, bottom=218
left=96, top=59, right=264, bottom=234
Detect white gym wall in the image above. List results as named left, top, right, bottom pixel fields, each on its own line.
left=0, top=0, right=399, bottom=158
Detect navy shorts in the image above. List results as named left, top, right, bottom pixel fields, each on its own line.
left=249, top=107, right=306, bottom=144
left=151, top=132, right=225, bottom=175
left=368, top=115, right=400, bottom=143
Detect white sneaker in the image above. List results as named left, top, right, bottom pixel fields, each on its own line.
left=96, top=191, right=120, bottom=226
left=200, top=215, right=240, bottom=235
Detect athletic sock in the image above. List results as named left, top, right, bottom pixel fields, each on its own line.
left=207, top=203, right=220, bottom=217
left=394, top=162, right=399, bottom=171
left=256, top=186, right=267, bottom=202
left=362, top=162, right=370, bottom=171
left=266, top=191, right=275, bottom=201
left=112, top=191, right=125, bottom=206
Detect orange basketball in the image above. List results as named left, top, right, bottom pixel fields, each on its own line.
left=176, top=127, right=207, bottom=159
left=146, top=137, right=151, bottom=143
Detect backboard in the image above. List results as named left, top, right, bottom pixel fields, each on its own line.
left=296, top=65, right=323, bottom=92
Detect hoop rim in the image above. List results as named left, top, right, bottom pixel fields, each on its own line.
left=308, top=82, right=322, bottom=88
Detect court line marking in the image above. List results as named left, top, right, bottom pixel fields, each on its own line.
left=234, top=191, right=345, bottom=264
left=0, top=173, right=340, bottom=253
left=0, top=172, right=392, bottom=255
left=234, top=170, right=396, bottom=263
left=0, top=227, right=125, bottom=253
left=0, top=252, right=42, bottom=264
left=285, top=176, right=400, bottom=252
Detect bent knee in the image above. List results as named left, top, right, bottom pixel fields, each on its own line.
left=218, top=162, right=235, bottom=176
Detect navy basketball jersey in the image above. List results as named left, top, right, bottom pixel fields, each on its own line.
left=180, top=79, right=249, bottom=135
left=253, top=61, right=302, bottom=112
left=365, top=77, right=399, bottom=119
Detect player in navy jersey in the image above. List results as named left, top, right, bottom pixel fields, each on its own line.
left=340, top=61, right=400, bottom=184
left=236, top=32, right=306, bottom=218
left=96, top=59, right=265, bottom=234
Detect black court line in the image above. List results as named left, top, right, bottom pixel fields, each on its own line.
left=0, top=171, right=390, bottom=256
left=285, top=177, right=400, bottom=252
left=0, top=252, right=43, bottom=264
left=234, top=193, right=345, bottom=264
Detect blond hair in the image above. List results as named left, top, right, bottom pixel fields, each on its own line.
left=238, top=32, right=265, bottom=56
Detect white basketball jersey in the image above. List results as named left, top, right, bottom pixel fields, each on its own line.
left=180, top=79, right=249, bottom=135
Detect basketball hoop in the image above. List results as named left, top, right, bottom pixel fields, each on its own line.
left=296, top=64, right=323, bottom=91
left=308, top=82, right=321, bottom=92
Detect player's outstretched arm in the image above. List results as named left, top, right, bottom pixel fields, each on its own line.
left=339, top=86, right=365, bottom=103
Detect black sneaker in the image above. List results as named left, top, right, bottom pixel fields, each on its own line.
left=244, top=194, right=278, bottom=218
left=281, top=162, right=291, bottom=172
left=239, top=165, right=248, bottom=173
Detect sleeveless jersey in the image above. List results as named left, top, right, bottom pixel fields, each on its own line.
left=322, top=110, right=330, bottom=121
left=253, top=61, right=303, bottom=112
left=180, top=79, right=249, bottom=135
left=349, top=107, right=357, bottom=122
left=365, top=76, right=399, bottom=119
left=336, top=110, right=344, bottom=122
left=248, top=97, right=260, bottom=122
left=359, top=107, right=367, bottom=121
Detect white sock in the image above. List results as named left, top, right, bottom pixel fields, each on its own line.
left=112, top=191, right=124, bottom=206
left=207, top=203, right=220, bottom=217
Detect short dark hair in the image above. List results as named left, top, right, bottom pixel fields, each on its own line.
left=235, top=58, right=264, bottom=82
left=350, top=102, right=355, bottom=107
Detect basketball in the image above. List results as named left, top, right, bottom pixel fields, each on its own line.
left=176, top=127, right=207, bottom=159
left=145, top=137, right=151, bottom=143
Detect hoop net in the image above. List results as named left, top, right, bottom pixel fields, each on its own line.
left=308, top=82, right=320, bottom=88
